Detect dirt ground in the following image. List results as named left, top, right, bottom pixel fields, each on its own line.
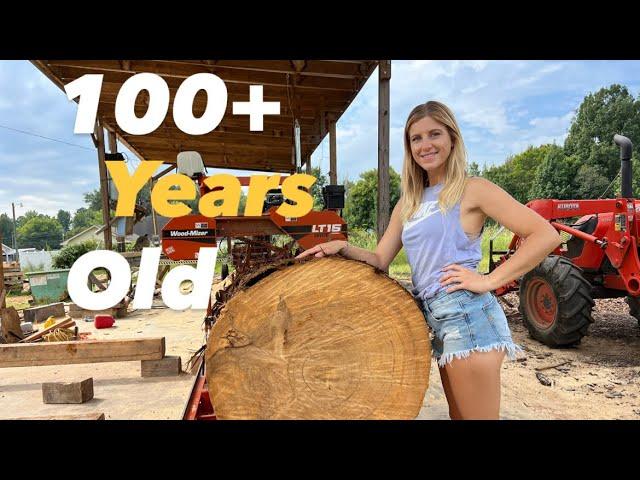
left=0, top=301, right=205, bottom=420
left=413, top=286, right=640, bottom=420
left=497, top=292, right=640, bottom=420
left=4, top=279, right=640, bottom=420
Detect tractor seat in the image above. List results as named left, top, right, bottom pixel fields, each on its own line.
left=565, top=215, right=598, bottom=258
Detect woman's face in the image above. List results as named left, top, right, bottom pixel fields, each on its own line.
left=408, top=115, right=454, bottom=173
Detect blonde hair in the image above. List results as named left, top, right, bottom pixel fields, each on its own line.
left=400, top=101, right=468, bottom=223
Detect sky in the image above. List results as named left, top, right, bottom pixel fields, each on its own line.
left=2, top=60, right=640, bottom=219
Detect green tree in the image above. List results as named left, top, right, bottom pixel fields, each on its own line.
left=530, top=150, right=580, bottom=200
left=564, top=84, right=640, bottom=180
left=574, top=163, right=612, bottom=199
left=56, top=209, right=72, bottom=233
left=467, top=161, right=481, bottom=177
left=16, top=210, right=39, bottom=229
left=239, top=189, right=248, bottom=214
left=343, top=168, right=401, bottom=230
left=309, top=167, right=328, bottom=210
left=84, top=189, right=103, bottom=211
left=484, top=144, right=561, bottom=203
left=69, top=207, right=103, bottom=235
left=17, top=215, right=63, bottom=250
left=0, top=213, right=13, bottom=246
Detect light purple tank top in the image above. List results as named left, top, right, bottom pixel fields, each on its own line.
left=401, top=183, right=482, bottom=301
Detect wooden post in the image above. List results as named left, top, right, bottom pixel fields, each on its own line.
left=305, top=155, right=311, bottom=174
left=95, top=123, right=112, bottom=250
left=0, top=230, right=6, bottom=309
left=329, top=118, right=337, bottom=185
left=149, top=165, right=174, bottom=240
left=108, top=130, right=125, bottom=252
left=150, top=178, right=159, bottom=238
left=377, top=60, right=391, bottom=243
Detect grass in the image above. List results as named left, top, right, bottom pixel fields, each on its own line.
left=347, top=224, right=515, bottom=279
left=348, top=229, right=412, bottom=278
left=479, top=223, right=514, bottom=273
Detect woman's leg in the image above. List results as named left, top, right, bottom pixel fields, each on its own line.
left=440, top=349, right=506, bottom=420
left=438, top=366, right=462, bottom=419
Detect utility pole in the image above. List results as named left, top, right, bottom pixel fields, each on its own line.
left=11, top=202, right=18, bottom=263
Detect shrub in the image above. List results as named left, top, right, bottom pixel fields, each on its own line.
left=52, top=240, right=99, bottom=269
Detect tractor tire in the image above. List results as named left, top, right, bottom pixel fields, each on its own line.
left=519, top=255, right=594, bottom=347
left=221, top=263, right=229, bottom=281
left=625, top=296, right=640, bottom=327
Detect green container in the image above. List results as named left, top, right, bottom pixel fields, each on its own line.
left=25, top=269, right=70, bottom=304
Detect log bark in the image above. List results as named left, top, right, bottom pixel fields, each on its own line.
left=205, top=257, right=431, bottom=419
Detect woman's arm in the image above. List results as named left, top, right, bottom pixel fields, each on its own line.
left=296, top=200, right=405, bottom=271
left=440, top=177, right=563, bottom=293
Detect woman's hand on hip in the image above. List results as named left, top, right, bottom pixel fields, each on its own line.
left=440, top=263, right=495, bottom=294
left=295, top=240, right=348, bottom=259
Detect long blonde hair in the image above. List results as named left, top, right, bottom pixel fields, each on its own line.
left=400, top=101, right=468, bottom=223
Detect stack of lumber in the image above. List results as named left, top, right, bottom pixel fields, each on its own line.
left=2, top=262, right=24, bottom=290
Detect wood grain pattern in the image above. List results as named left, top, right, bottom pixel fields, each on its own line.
left=205, top=257, right=430, bottom=419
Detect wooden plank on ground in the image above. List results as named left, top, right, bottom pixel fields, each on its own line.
left=0, top=337, right=165, bottom=368
left=68, top=303, right=127, bottom=319
left=141, top=356, right=182, bottom=377
left=7, top=412, right=105, bottom=420
left=42, top=378, right=94, bottom=404
left=23, top=303, right=65, bottom=324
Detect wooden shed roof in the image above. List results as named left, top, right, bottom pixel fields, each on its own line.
left=32, top=60, right=378, bottom=173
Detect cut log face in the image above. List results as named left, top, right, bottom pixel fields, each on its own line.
left=205, top=257, right=431, bottom=420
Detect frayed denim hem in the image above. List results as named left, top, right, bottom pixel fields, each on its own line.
left=435, top=341, right=524, bottom=368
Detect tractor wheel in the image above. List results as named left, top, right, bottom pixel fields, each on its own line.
left=519, top=256, right=594, bottom=347
left=625, top=296, right=640, bottom=327
left=221, top=263, right=229, bottom=281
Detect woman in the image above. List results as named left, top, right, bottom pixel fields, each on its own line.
left=296, top=101, right=562, bottom=420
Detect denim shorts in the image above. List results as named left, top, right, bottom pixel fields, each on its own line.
left=421, top=289, right=523, bottom=367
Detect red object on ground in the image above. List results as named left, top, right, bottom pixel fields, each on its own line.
left=94, top=315, right=115, bottom=329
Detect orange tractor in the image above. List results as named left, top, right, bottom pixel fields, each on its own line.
left=490, top=134, right=640, bottom=347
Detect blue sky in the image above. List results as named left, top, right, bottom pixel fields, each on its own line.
left=2, top=60, right=640, bottom=219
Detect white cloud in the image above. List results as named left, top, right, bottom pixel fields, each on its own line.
left=529, top=111, right=575, bottom=132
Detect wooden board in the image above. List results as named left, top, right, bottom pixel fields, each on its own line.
left=7, top=412, right=105, bottom=420
left=68, top=304, right=127, bottom=319
left=141, top=356, right=182, bottom=377
left=23, top=303, right=65, bottom=324
left=0, top=337, right=165, bottom=368
left=205, top=257, right=431, bottom=419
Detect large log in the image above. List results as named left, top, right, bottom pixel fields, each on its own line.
left=205, top=257, right=431, bottom=419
